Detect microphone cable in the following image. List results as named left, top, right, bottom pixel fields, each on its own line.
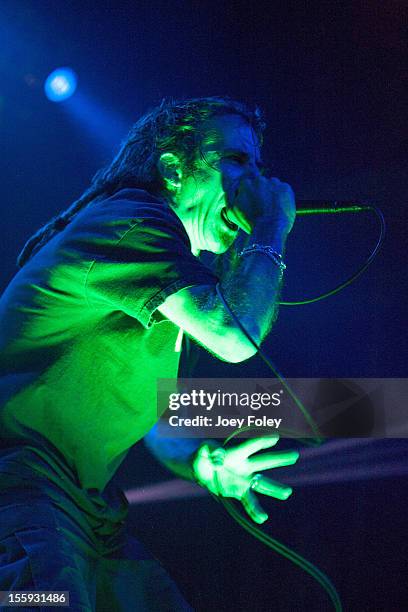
left=210, top=203, right=386, bottom=611
left=215, top=282, right=342, bottom=610
left=280, top=205, right=385, bottom=305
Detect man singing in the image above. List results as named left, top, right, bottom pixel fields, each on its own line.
left=0, top=97, right=298, bottom=610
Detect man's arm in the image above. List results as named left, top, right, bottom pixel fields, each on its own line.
left=149, top=176, right=298, bottom=523
left=158, top=176, right=295, bottom=363
left=144, top=424, right=219, bottom=481
left=144, top=424, right=299, bottom=524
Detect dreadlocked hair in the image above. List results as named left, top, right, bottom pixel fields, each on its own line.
left=17, top=96, right=265, bottom=267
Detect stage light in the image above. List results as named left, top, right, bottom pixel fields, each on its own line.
left=44, top=67, right=77, bottom=102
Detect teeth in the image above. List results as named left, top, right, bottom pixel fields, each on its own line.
left=221, top=208, right=239, bottom=231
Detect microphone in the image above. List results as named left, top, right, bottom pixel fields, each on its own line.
left=221, top=200, right=375, bottom=233
left=296, top=200, right=371, bottom=215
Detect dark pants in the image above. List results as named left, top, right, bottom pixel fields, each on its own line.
left=0, top=496, right=193, bottom=612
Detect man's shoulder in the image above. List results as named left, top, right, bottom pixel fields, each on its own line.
left=103, top=187, right=164, bottom=208
left=75, top=187, right=182, bottom=231
left=63, top=187, right=189, bottom=255
left=97, top=187, right=171, bottom=218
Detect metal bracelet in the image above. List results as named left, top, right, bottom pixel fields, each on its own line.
left=238, top=244, right=287, bottom=272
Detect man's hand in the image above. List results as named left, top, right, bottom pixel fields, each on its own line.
left=223, top=175, right=296, bottom=237
left=193, top=435, right=299, bottom=524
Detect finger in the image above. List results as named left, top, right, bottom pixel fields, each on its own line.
left=227, top=207, right=252, bottom=234
left=229, top=436, right=280, bottom=460
left=251, top=475, right=293, bottom=501
left=241, top=490, right=269, bottom=524
left=248, top=450, right=299, bottom=472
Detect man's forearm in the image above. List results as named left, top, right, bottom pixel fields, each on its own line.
left=158, top=177, right=295, bottom=364
left=214, top=222, right=288, bottom=345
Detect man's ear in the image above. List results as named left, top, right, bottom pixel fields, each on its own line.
left=157, top=153, right=183, bottom=191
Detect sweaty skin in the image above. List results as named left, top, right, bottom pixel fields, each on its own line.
left=158, top=114, right=296, bottom=361
left=159, top=114, right=295, bottom=255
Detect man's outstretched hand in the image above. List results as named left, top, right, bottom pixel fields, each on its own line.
left=193, top=435, right=299, bottom=524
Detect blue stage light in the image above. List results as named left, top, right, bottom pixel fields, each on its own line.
left=44, top=68, right=77, bottom=102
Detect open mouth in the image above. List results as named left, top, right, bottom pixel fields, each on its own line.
left=220, top=207, right=239, bottom=231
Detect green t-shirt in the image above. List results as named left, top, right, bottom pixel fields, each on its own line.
left=0, top=189, right=218, bottom=499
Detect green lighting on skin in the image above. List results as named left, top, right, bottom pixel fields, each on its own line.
left=193, top=435, right=299, bottom=524
left=159, top=115, right=261, bottom=256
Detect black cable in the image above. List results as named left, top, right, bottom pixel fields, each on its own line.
left=216, top=283, right=324, bottom=441
left=280, top=206, right=385, bottom=305
left=211, top=204, right=385, bottom=611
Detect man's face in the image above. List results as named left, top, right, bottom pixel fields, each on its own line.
left=173, top=114, right=263, bottom=254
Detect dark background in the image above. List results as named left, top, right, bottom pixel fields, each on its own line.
left=1, top=1, right=407, bottom=610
